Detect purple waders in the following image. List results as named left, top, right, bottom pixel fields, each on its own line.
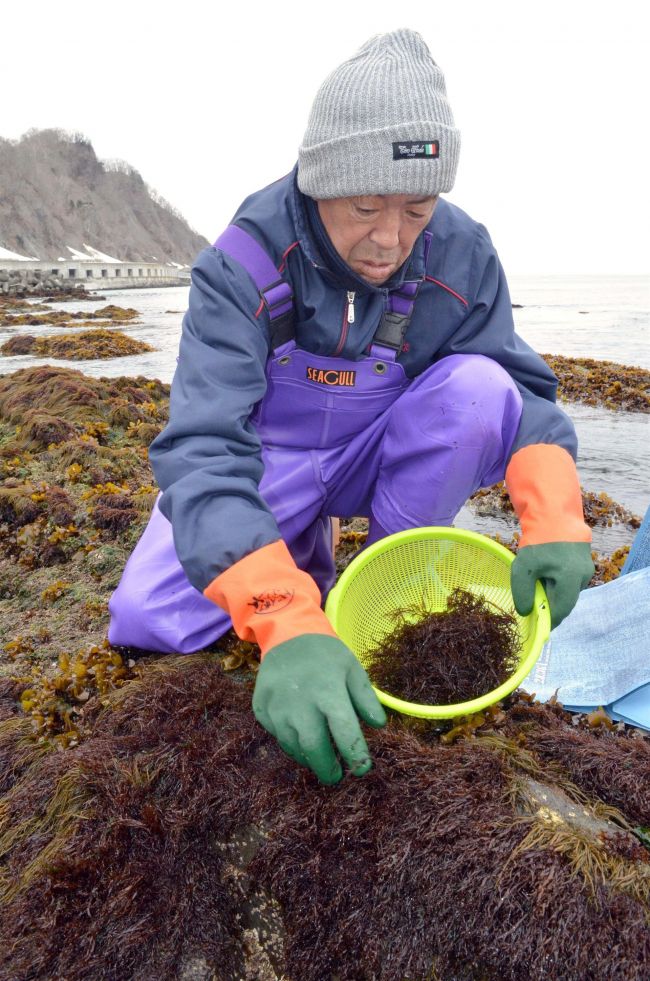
left=108, top=229, right=523, bottom=653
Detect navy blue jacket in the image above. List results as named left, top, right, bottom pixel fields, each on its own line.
left=149, top=166, right=577, bottom=592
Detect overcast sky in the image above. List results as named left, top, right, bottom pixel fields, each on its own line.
left=3, top=0, right=649, bottom=275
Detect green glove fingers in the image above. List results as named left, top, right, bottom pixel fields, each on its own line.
left=543, top=575, right=582, bottom=631
left=324, top=707, right=373, bottom=777
left=272, top=721, right=307, bottom=767
left=282, top=707, right=343, bottom=784
left=252, top=633, right=387, bottom=785
left=510, top=541, right=595, bottom=629
left=346, top=657, right=388, bottom=729
left=275, top=712, right=342, bottom=783
left=510, top=556, right=537, bottom=618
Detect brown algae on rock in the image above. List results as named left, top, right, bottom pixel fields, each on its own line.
left=1, top=304, right=139, bottom=329
left=0, top=664, right=649, bottom=981
left=541, top=353, right=650, bottom=413
left=0, top=363, right=641, bottom=678
left=1, top=328, right=154, bottom=360
left=0, top=367, right=168, bottom=666
left=0, top=363, right=650, bottom=978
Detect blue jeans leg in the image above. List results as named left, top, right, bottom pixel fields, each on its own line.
left=621, top=505, right=650, bottom=575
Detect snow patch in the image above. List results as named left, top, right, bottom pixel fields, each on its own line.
left=65, top=244, right=123, bottom=262
left=0, top=246, right=39, bottom=261
left=82, top=244, right=123, bottom=263
left=66, top=245, right=95, bottom=261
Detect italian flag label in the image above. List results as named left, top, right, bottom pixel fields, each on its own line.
left=392, top=140, right=440, bottom=160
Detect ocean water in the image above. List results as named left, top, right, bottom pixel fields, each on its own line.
left=1, top=276, right=648, bottom=547
left=509, top=274, right=650, bottom=370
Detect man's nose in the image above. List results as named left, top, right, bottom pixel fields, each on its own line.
left=369, top=214, right=401, bottom=251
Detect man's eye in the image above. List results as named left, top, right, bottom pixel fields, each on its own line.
left=408, top=212, right=426, bottom=220
left=357, top=207, right=377, bottom=215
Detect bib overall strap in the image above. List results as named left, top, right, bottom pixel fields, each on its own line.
left=213, top=225, right=295, bottom=351
left=370, top=230, right=433, bottom=360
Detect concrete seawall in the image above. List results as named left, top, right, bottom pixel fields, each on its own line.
left=1, top=265, right=189, bottom=296
left=84, top=277, right=189, bottom=291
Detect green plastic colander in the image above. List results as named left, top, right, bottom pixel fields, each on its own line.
left=325, top=526, right=551, bottom=719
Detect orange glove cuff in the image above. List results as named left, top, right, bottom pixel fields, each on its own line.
left=203, top=540, right=336, bottom=656
left=505, top=444, right=591, bottom=548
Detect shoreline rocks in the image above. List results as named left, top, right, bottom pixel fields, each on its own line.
left=0, top=268, right=96, bottom=299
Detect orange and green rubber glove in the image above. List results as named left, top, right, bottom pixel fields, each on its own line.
left=510, top=541, right=594, bottom=629
left=505, top=444, right=595, bottom=629
left=252, top=634, right=386, bottom=784
left=203, top=540, right=386, bottom=783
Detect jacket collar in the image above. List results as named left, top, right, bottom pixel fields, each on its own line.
left=288, top=164, right=429, bottom=293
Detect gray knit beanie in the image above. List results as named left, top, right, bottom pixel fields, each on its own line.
left=298, top=29, right=460, bottom=200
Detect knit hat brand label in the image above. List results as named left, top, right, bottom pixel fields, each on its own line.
left=393, top=140, right=440, bottom=160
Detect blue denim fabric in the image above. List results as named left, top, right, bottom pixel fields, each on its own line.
left=609, top=505, right=650, bottom=727
left=521, top=506, right=650, bottom=730
left=621, top=505, right=650, bottom=576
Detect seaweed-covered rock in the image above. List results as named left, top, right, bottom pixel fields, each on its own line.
left=0, top=367, right=110, bottom=425
left=0, top=366, right=168, bottom=433
left=1, top=304, right=139, bottom=329
left=0, top=334, right=36, bottom=355
left=0, top=664, right=649, bottom=981
left=0, top=482, right=42, bottom=528
left=1, top=329, right=154, bottom=361
left=22, top=412, right=78, bottom=449
left=41, top=486, right=77, bottom=526
left=0, top=368, right=168, bottom=661
left=0, top=482, right=75, bottom=536
left=542, top=353, right=650, bottom=413
left=107, top=396, right=150, bottom=426
left=91, top=493, right=139, bottom=533
left=93, top=305, right=139, bottom=322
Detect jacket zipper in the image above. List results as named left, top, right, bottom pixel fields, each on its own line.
left=346, top=291, right=355, bottom=324
left=333, top=291, right=355, bottom=356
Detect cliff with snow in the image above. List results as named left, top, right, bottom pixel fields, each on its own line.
left=0, top=129, right=208, bottom=264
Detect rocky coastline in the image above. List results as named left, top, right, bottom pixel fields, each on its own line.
left=1, top=289, right=649, bottom=980
left=0, top=290, right=647, bottom=683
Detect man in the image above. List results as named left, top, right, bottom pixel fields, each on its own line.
left=109, top=29, right=594, bottom=784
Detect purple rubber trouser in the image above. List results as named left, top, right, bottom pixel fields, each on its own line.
left=108, top=346, right=523, bottom=653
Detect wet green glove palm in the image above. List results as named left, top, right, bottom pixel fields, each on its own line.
left=252, top=634, right=387, bottom=785
left=511, top=542, right=595, bottom=629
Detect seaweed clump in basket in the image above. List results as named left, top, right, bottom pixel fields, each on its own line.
left=366, top=587, right=520, bottom=704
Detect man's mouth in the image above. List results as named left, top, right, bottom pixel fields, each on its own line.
left=356, top=259, right=397, bottom=280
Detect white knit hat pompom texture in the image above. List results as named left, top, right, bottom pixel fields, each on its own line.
left=298, top=28, right=461, bottom=200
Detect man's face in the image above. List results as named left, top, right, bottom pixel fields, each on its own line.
left=317, top=193, right=438, bottom=286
